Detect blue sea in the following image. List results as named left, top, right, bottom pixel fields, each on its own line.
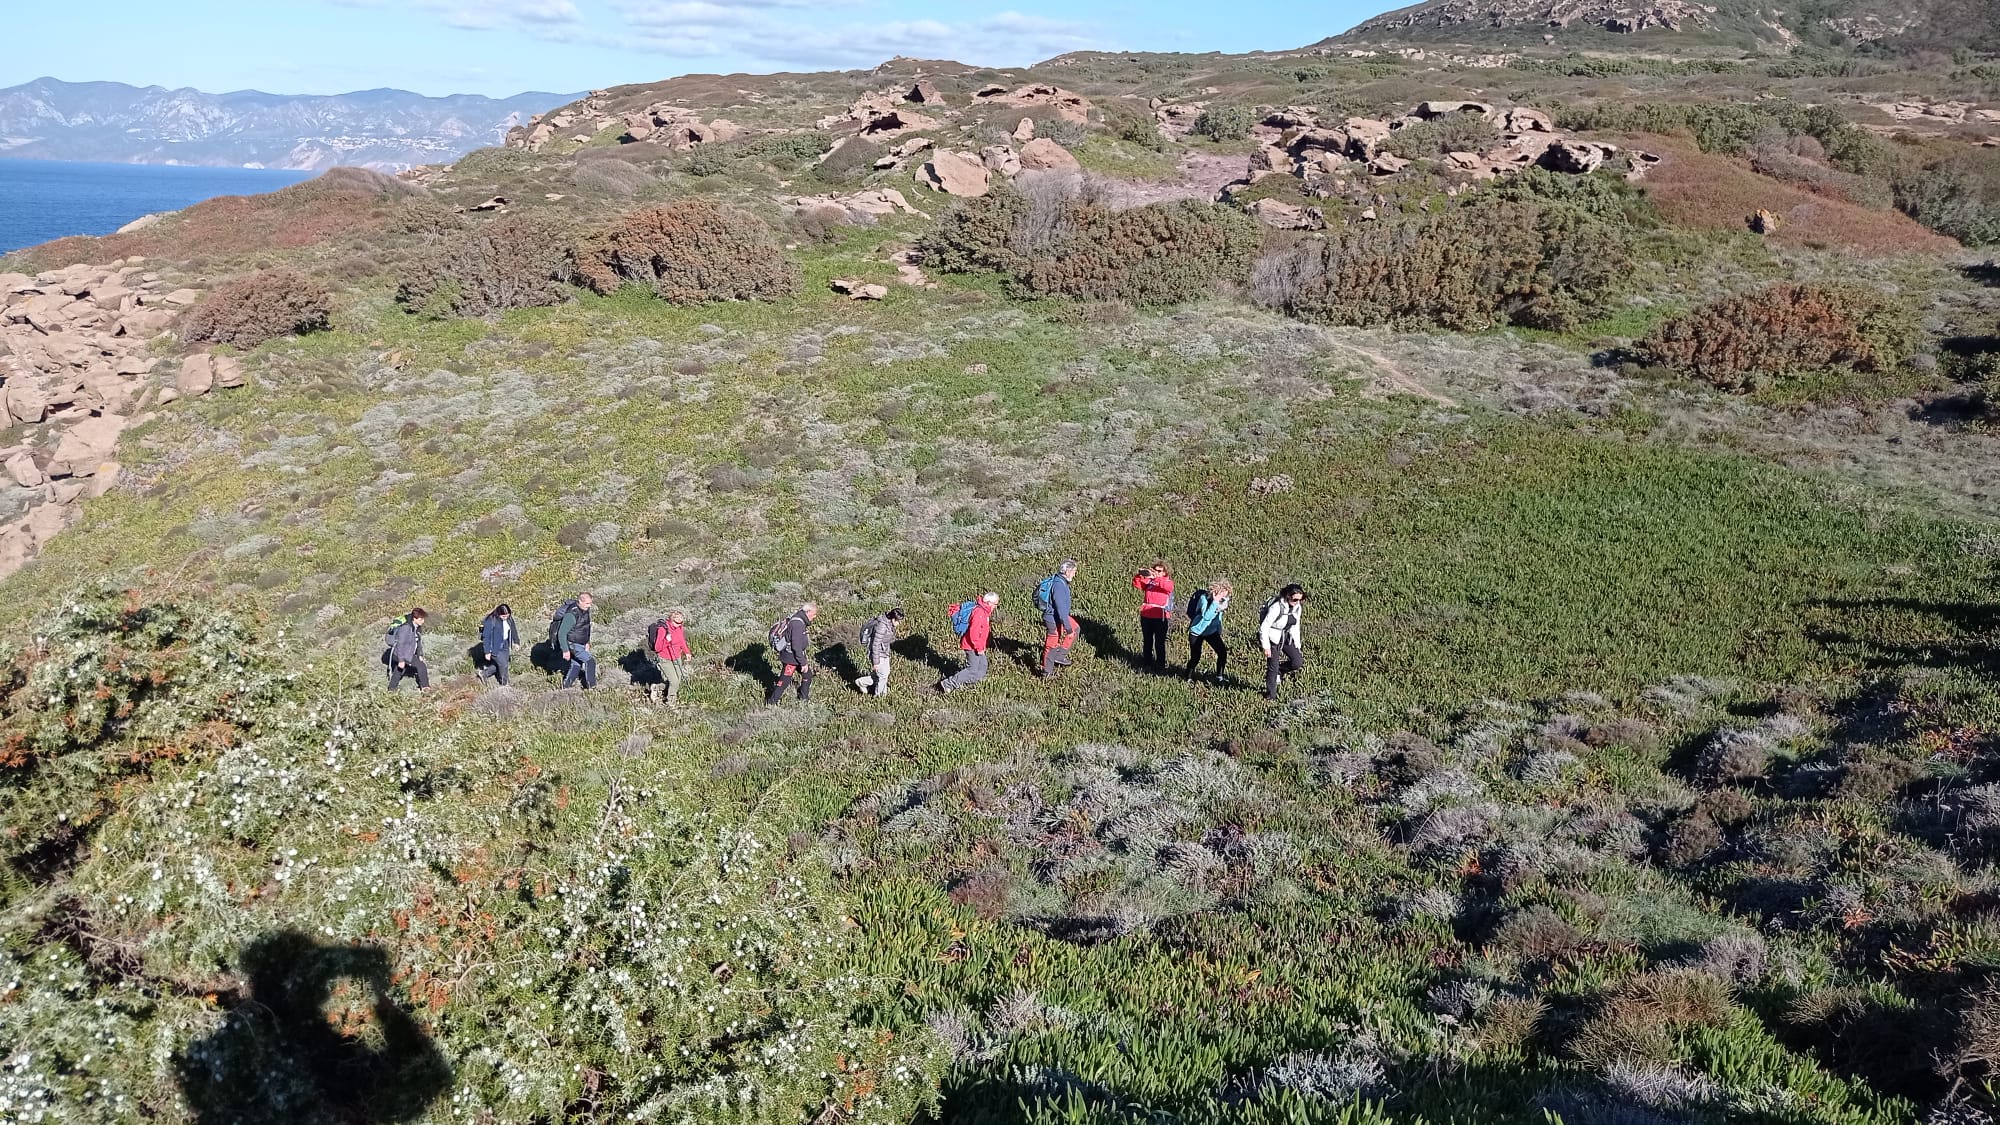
left=0, top=159, right=315, bottom=255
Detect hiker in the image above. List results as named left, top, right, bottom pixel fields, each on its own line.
left=1132, top=558, right=1175, bottom=670
left=767, top=602, right=818, bottom=704
left=558, top=593, right=598, bottom=689
left=647, top=610, right=691, bottom=704
left=940, top=593, right=999, bottom=694
left=1037, top=558, right=1079, bottom=677
left=1259, top=584, right=1306, bottom=701
left=477, top=603, right=520, bottom=686
left=386, top=607, right=429, bottom=691
left=854, top=607, right=904, bottom=697
left=1185, top=581, right=1231, bottom=683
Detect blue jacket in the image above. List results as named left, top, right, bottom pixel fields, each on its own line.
left=1187, top=589, right=1226, bottom=637
left=1046, top=574, right=1072, bottom=623
left=481, top=614, right=517, bottom=657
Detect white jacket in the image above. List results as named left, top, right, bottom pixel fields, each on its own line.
left=1258, top=598, right=1302, bottom=649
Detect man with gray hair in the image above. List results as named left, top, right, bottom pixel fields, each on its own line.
left=767, top=601, right=818, bottom=704
left=1036, top=558, right=1079, bottom=678
left=939, top=592, right=999, bottom=694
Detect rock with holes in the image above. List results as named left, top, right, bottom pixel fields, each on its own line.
left=1019, top=138, right=1080, bottom=173
left=916, top=150, right=991, bottom=197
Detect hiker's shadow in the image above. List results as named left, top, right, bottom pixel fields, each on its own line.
left=893, top=633, right=956, bottom=676
left=1076, top=615, right=1148, bottom=673
left=1808, top=597, right=2000, bottom=680
left=175, top=930, right=449, bottom=1124
left=818, top=641, right=862, bottom=684
left=992, top=633, right=1036, bottom=672
left=725, top=643, right=780, bottom=692
left=616, top=648, right=661, bottom=688
left=528, top=640, right=568, bottom=676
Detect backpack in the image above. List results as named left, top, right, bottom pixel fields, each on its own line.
left=548, top=599, right=580, bottom=650
left=648, top=619, right=670, bottom=655
left=1033, top=573, right=1060, bottom=613
left=1185, top=589, right=1211, bottom=622
left=858, top=619, right=877, bottom=654
left=381, top=614, right=408, bottom=664
left=768, top=615, right=792, bottom=656
left=949, top=600, right=978, bottom=637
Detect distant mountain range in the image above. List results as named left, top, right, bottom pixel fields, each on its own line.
left=0, top=78, right=576, bottom=171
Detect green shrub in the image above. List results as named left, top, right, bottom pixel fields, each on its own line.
left=1636, top=282, right=1919, bottom=390
left=919, top=178, right=1260, bottom=304
left=739, top=131, right=833, bottom=168
left=394, top=212, right=576, bottom=318
left=1192, top=104, right=1255, bottom=143
left=574, top=200, right=800, bottom=304
left=1894, top=160, right=2000, bottom=246
left=1100, top=103, right=1172, bottom=152
left=179, top=267, right=332, bottom=347
left=1382, top=115, right=1502, bottom=160
left=1251, top=196, right=1635, bottom=332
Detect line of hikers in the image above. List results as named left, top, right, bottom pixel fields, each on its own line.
left=380, top=558, right=1311, bottom=703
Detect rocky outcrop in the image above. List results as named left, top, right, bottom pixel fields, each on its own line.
left=0, top=259, right=242, bottom=579
left=1018, top=139, right=1081, bottom=173
left=1342, top=0, right=1721, bottom=36
left=974, top=83, right=1092, bottom=125
left=1258, top=100, right=1657, bottom=188
left=915, top=150, right=991, bottom=197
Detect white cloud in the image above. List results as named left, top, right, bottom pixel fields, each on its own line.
left=324, top=0, right=581, bottom=33
left=608, top=2, right=1099, bottom=67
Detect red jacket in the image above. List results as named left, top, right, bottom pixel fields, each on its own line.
left=961, top=602, right=995, bottom=653
left=1133, top=572, right=1174, bottom=620
left=653, top=622, right=690, bottom=661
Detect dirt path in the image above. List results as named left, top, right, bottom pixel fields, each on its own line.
left=1323, top=333, right=1459, bottom=407
left=1101, top=152, right=1244, bottom=210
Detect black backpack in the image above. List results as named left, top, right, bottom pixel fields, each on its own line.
left=647, top=618, right=670, bottom=654
left=1185, top=589, right=1212, bottom=621
left=548, top=599, right=580, bottom=650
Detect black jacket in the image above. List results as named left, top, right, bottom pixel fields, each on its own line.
left=782, top=610, right=811, bottom=664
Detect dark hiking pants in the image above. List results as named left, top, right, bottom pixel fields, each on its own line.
left=1140, top=616, right=1170, bottom=668
left=564, top=650, right=599, bottom=689
left=1187, top=633, right=1227, bottom=678
left=1264, top=640, right=1302, bottom=700
left=388, top=658, right=430, bottom=691
left=768, top=662, right=814, bottom=704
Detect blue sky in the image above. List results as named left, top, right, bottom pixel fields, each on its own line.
left=3, top=0, right=1385, bottom=99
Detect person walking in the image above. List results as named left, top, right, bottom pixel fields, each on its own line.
left=477, top=604, right=520, bottom=686
left=1133, top=559, right=1176, bottom=670
left=386, top=607, right=429, bottom=691
left=939, top=593, right=999, bottom=694
left=559, top=593, right=598, bottom=689
left=1185, top=581, right=1231, bottom=683
left=649, top=610, right=692, bottom=704
left=854, top=607, right=903, bottom=696
left=767, top=602, right=818, bottom=704
left=1037, top=558, right=1079, bottom=678
left=1259, top=584, right=1306, bottom=701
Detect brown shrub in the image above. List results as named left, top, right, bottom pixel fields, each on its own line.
left=395, top=212, right=576, bottom=318
left=574, top=200, right=799, bottom=304
left=179, top=268, right=332, bottom=348
left=1959, top=982, right=2000, bottom=1082
left=1636, top=282, right=1919, bottom=390
left=1488, top=904, right=1588, bottom=961
left=1660, top=808, right=1725, bottom=866
left=1633, top=133, right=1955, bottom=255
left=1477, top=995, right=1549, bottom=1054
left=1570, top=969, right=1733, bottom=1067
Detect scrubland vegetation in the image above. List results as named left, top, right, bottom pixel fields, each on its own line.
left=7, top=28, right=2000, bottom=1125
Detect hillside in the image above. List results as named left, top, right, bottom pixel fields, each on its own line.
left=0, top=78, right=573, bottom=170
left=4, top=20, right=2000, bottom=1125
left=1327, top=0, right=2000, bottom=53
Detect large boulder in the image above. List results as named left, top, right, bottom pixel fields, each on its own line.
left=907, top=79, right=945, bottom=105
left=1245, top=199, right=1321, bottom=230
left=4, top=380, right=47, bottom=425
left=212, top=354, right=247, bottom=390
left=1540, top=140, right=1615, bottom=174
left=1012, top=118, right=1036, bottom=142
left=977, top=83, right=1092, bottom=125
left=1503, top=107, right=1554, bottom=134
left=916, top=151, right=991, bottom=198
left=176, top=353, right=214, bottom=397
left=47, top=414, right=126, bottom=478
left=4, top=452, right=41, bottom=489
left=1340, top=118, right=1393, bottom=160
left=862, top=109, right=938, bottom=137
left=981, top=145, right=1023, bottom=177
left=1019, top=138, right=1081, bottom=173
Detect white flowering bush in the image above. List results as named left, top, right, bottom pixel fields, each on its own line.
left=1, top=588, right=942, bottom=1123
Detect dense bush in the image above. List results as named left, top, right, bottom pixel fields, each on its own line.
left=1251, top=195, right=1635, bottom=332
left=1894, top=160, right=2000, bottom=246
left=1636, top=282, right=1919, bottom=389
left=919, top=177, right=1260, bottom=304
left=740, top=131, right=834, bottom=168
left=1382, top=114, right=1502, bottom=160
left=179, top=267, right=333, bottom=347
left=1749, top=129, right=1894, bottom=210
left=574, top=200, right=800, bottom=304
left=1192, top=104, right=1255, bottom=143
left=395, top=212, right=577, bottom=318
left=1557, top=100, right=1893, bottom=176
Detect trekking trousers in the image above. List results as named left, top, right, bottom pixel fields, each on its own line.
left=1140, top=615, right=1170, bottom=668
left=479, top=651, right=511, bottom=686
left=563, top=650, right=599, bottom=689
left=1187, top=633, right=1227, bottom=678
left=941, top=650, right=989, bottom=692
left=1264, top=640, right=1303, bottom=700
left=855, top=656, right=891, bottom=696
left=769, top=662, right=815, bottom=704
left=1040, top=613, right=1077, bottom=675
left=388, top=657, right=430, bottom=691
left=661, top=656, right=686, bottom=702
